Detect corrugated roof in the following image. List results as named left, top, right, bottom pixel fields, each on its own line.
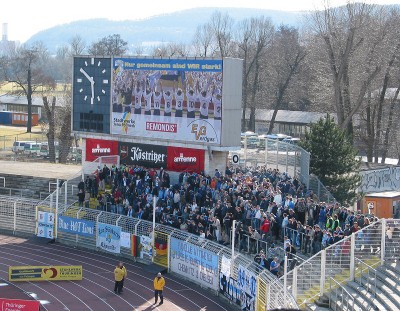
left=0, top=94, right=65, bottom=107
left=246, top=109, right=336, bottom=124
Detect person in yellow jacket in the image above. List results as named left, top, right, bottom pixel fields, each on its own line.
left=119, top=262, right=127, bottom=293
left=154, top=272, right=165, bottom=305
left=114, top=262, right=127, bottom=294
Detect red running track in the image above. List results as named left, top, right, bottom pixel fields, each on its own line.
left=0, top=234, right=236, bottom=311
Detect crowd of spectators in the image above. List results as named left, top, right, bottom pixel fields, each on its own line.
left=76, top=163, right=381, bottom=274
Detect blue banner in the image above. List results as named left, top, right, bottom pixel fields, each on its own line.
left=58, top=216, right=95, bottom=237
left=113, top=58, right=222, bottom=72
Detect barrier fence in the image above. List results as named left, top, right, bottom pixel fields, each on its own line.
left=0, top=193, right=298, bottom=310
left=281, top=218, right=399, bottom=309
left=232, top=138, right=311, bottom=190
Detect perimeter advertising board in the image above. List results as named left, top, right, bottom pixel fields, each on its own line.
left=86, top=138, right=119, bottom=162
left=9, top=266, right=82, bottom=282
left=111, top=58, right=223, bottom=145
left=119, top=141, right=167, bottom=168
left=0, top=298, right=40, bottom=311
left=170, top=237, right=219, bottom=290
left=166, top=146, right=205, bottom=173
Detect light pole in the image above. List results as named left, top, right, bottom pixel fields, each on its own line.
left=152, top=195, right=157, bottom=262
left=230, top=220, right=237, bottom=276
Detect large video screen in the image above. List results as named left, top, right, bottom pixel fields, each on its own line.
left=111, top=58, right=223, bottom=145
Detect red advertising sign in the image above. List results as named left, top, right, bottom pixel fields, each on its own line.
left=0, top=298, right=40, bottom=311
left=167, top=147, right=205, bottom=173
left=86, top=139, right=119, bottom=162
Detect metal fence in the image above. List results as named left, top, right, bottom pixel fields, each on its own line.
left=0, top=132, right=47, bottom=151
left=281, top=218, right=399, bottom=309
left=0, top=193, right=298, bottom=310
left=231, top=138, right=311, bottom=191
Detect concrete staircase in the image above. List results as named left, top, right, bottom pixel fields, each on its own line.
left=0, top=173, right=56, bottom=200
left=0, top=173, right=82, bottom=205
left=305, top=259, right=400, bottom=311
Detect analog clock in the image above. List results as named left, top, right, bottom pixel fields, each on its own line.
left=75, top=57, right=110, bottom=105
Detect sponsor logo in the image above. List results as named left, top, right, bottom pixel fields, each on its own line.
left=174, top=153, right=197, bottom=163
left=190, top=121, right=217, bottom=143
left=146, top=121, right=177, bottom=133
left=92, top=144, right=111, bottom=154
left=131, top=147, right=166, bottom=164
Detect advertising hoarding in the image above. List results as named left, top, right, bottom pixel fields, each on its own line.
left=0, top=298, right=40, bottom=311
left=86, top=138, right=119, bottom=162
left=111, top=58, right=223, bottom=145
left=9, top=266, right=83, bottom=282
left=170, top=237, right=219, bottom=290
left=119, top=141, right=167, bottom=168
left=166, top=146, right=204, bottom=173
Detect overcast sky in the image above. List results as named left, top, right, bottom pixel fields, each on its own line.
left=1, top=0, right=399, bottom=42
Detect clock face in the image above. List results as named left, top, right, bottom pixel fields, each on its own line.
left=75, top=57, right=110, bottom=105
left=73, top=56, right=112, bottom=134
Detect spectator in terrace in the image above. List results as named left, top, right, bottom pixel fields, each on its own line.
left=270, top=257, right=280, bottom=277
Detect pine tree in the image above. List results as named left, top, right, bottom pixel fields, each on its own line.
left=300, top=115, right=361, bottom=204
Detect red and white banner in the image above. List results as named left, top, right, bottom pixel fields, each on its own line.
left=86, top=139, right=119, bottom=162
left=0, top=298, right=40, bottom=311
left=167, top=146, right=205, bottom=173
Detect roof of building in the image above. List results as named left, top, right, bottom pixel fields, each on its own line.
left=247, top=109, right=337, bottom=124
left=0, top=94, right=65, bottom=107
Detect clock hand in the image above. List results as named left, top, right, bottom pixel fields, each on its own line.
left=91, top=83, right=94, bottom=105
left=80, top=68, right=94, bottom=84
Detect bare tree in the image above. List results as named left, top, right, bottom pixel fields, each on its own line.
left=235, top=16, right=274, bottom=131
left=192, top=23, right=216, bottom=57
left=209, top=11, right=235, bottom=58
left=307, top=2, right=388, bottom=137
left=266, top=26, right=306, bottom=134
left=0, top=44, right=55, bottom=132
left=88, top=34, right=128, bottom=56
left=42, top=96, right=57, bottom=163
left=69, top=35, right=86, bottom=56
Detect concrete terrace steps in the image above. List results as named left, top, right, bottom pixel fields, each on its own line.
left=357, top=273, right=400, bottom=311
left=375, top=264, right=400, bottom=295
left=0, top=173, right=56, bottom=199
left=0, top=172, right=82, bottom=204
left=345, top=281, right=384, bottom=311
left=327, top=283, right=378, bottom=311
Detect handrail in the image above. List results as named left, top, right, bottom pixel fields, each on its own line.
left=329, top=276, right=356, bottom=311
left=0, top=176, right=5, bottom=187
left=355, top=257, right=377, bottom=296
left=49, top=182, right=58, bottom=193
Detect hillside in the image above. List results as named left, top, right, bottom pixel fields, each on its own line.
left=25, top=7, right=303, bottom=54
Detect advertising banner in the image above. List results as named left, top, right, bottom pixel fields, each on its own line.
left=96, top=223, right=121, bottom=254
left=166, top=146, right=204, bottom=173
left=119, top=142, right=167, bottom=168
left=9, top=266, right=82, bottom=282
left=37, top=211, right=54, bottom=239
left=111, top=58, right=223, bottom=145
left=58, top=216, right=95, bottom=237
left=170, top=237, right=219, bottom=290
left=237, top=264, right=257, bottom=311
left=85, top=138, right=119, bottom=162
left=0, top=298, right=40, bottom=311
